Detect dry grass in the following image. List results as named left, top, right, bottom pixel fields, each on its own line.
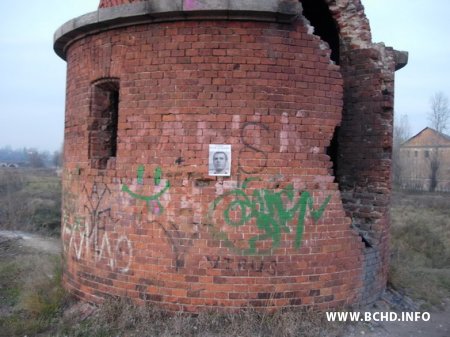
left=0, top=242, right=67, bottom=337
left=56, top=297, right=346, bottom=337
left=0, top=168, right=61, bottom=234
left=389, top=190, right=450, bottom=308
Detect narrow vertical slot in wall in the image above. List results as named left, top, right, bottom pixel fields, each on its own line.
left=89, top=78, right=120, bottom=169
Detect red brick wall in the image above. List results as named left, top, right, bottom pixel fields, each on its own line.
left=62, top=19, right=365, bottom=311
left=336, top=46, right=397, bottom=305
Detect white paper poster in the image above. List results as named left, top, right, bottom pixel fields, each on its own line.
left=208, top=144, right=231, bottom=176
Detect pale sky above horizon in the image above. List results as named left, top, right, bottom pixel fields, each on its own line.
left=0, top=0, right=449, bottom=151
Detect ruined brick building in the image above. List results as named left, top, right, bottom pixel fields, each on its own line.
left=399, top=127, right=450, bottom=192
left=54, top=0, right=407, bottom=311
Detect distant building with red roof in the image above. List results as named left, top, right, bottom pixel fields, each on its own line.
left=399, top=127, right=450, bottom=191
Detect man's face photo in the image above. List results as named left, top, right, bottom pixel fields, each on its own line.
left=213, top=152, right=227, bottom=172
left=209, top=145, right=231, bottom=176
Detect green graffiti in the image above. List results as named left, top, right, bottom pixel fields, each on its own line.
left=137, top=165, right=145, bottom=185
left=154, top=167, right=162, bottom=186
left=122, top=166, right=170, bottom=215
left=208, top=178, right=331, bottom=255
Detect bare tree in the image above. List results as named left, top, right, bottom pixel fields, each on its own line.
left=27, top=150, right=45, bottom=168
left=429, top=91, right=449, bottom=133
left=52, top=150, right=62, bottom=168
left=392, top=114, right=411, bottom=187
left=427, top=92, right=449, bottom=191
left=394, top=114, right=411, bottom=147
left=428, top=149, right=440, bottom=192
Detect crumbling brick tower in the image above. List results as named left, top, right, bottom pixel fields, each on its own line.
left=54, top=0, right=407, bottom=311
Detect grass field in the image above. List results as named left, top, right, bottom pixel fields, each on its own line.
left=389, top=191, right=450, bottom=308
left=0, top=168, right=61, bottom=234
left=0, top=236, right=65, bottom=337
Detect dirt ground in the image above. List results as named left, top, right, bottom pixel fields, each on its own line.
left=0, top=230, right=61, bottom=255
left=1, top=230, right=449, bottom=337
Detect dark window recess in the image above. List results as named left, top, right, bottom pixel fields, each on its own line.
left=89, top=79, right=119, bottom=169
left=300, top=0, right=340, bottom=64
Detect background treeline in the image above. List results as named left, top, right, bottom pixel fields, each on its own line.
left=0, top=146, right=62, bottom=168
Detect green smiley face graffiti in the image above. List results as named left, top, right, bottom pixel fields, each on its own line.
left=121, top=166, right=170, bottom=215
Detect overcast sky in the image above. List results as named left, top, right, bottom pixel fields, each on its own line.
left=0, top=0, right=449, bottom=151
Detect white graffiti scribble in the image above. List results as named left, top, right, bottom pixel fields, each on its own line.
left=62, top=183, right=133, bottom=273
